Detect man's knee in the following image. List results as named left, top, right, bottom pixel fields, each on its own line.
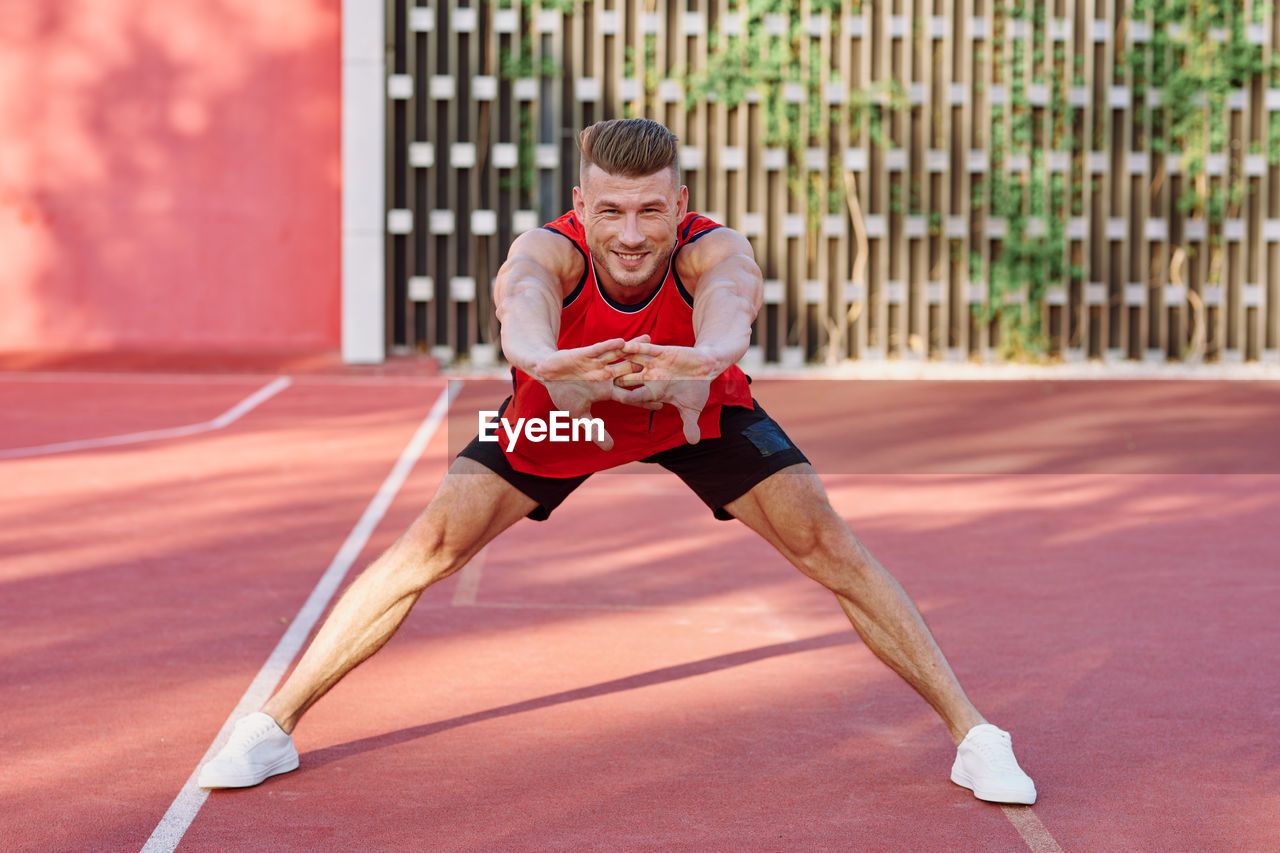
left=397, top=499, right=486, bottom=578
left=779, top=501, right=850, bottom=570
left=752, top=479, right=841, bottom=559
left=745, top=471, right=867, bottom=583
left=389, top=465, right=531, bottom=587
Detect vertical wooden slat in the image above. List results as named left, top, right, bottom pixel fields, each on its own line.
left=1150, top=3, right=1175, bottom=361
left=853, top=0, right=872, bottom=359
left=1109, top=0, right=1130, bottom=359
left=461, top=0, right=480, bottom=358
left=1146, top=0, right=1167, bottom=358
left=971, top=0, right=991, bottom=360
left=809, top=3, right=829, bottom=361
left=419, top=0, right=443, bottom=357
left=770, top=14, right=795, bottom=364
left=888, top=0, right=906, bottom=357
left=567, top=3, right=585, bottom=194
left=1223, top=53, right=1243, bottom=361
left=1091, top=0, right=1112, bottom=358
left=937, top=0, right=958, bottom=360
left=869, top=1, right=890, bottom=358
left=441, top=0, right=460, bottom=355
left=951, top=0, right=971, bottom=359
left=386, top=0, right=407, bottom=353
left=903, top=0, right=922, bottom=359
left=405, top=0, right=425, bottom=353
left=1047, top=0, right=1068, bottom=357
left=606, top=0, right=624, bottom=124
left=916, top=0, right=936, bottom=358
left=1246, top=0, right=1266, bottom=361
left=476, top=1, right=501, bottom=357
left=986, top=0, right=1012, bottom=361
left=1264, top=0, right=1274, bottom=358
left=425, top=0, right=446, bottom=357
left=831, top=6, right=853, bottom=362
left=1128, top=2, right=1150, bottom=360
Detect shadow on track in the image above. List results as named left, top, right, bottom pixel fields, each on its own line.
left=301, top=631, right=852, bottom=770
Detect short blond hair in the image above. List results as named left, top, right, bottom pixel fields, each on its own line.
left=578, top=119, right=679, bottom=180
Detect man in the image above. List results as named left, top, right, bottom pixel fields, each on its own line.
left=199, top=118, right=1037, bottom=805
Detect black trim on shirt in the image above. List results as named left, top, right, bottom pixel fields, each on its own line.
left=672, top=224, right=723, bottom=307
left=681, top=216, right=707, bottom=242
left=594, top=255, right=669, bottom=314
left=539, top=223, right=590, bottom=307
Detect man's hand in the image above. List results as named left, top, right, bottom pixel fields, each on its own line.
left=532, top=338, right=653, bottom=451
left=614, top=340, right=717, bottom=444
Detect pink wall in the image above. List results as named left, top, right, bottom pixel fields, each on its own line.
left=0, top=0, right=341, bottom=354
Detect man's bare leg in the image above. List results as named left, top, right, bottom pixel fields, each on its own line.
left=262, top=457, right=538, bottom=734
left=726, top=462, right=1036, bottom=803
left=724, top=464, right=984, bottom=745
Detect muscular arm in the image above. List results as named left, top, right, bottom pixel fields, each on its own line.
left=686, top=229, right=764, bottom=375
left=492, top=229, right=579, bottom=378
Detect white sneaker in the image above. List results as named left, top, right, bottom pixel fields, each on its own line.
left=197, top=712, right=299, bottom=789
left=950, top=723, right=1037, bottom=804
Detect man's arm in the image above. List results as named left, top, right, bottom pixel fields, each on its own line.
left=493, top=228, right=645, bottom=450
left=493, top=229, right=581, bottom=377
left=619, top=227, right=763, bottom=442
left=686, top=228, right=765, bottom=375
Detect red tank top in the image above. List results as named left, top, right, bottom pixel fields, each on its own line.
left=505, top=211, right=753, bottom=477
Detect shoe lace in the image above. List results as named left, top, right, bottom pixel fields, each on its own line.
left=971, top=732, right=1019, bottom=772
left=227, top=716, right=277, bottom=750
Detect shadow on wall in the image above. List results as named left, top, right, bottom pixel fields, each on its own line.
left=0, top=0, right=342, bottom=353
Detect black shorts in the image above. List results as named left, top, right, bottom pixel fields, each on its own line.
left=457, top=400, right=809, bottom=521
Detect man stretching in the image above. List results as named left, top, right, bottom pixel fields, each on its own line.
left=199, top=118, right=1037, bottom=805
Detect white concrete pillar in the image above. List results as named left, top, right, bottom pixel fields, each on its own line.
left=341, top=0, right=386, bottom=363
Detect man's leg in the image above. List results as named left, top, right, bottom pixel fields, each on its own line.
left=198, top=458, right=536, bottom=788
left=264, top=457, right=537, bottom=732
left=723, top=463, right=1036, bottom=804
left=724, top=463, right=983, bottom=743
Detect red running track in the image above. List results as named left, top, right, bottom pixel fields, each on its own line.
left=1, top=372, right=1277, bottom=852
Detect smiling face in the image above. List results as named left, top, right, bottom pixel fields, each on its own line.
left=573, top=163, right=688, bottom=304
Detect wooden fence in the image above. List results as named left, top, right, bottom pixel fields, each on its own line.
left=384, top=1, right=1280, bottom=365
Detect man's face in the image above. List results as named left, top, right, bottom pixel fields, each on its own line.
left=573, top=163, right=688, bottom=301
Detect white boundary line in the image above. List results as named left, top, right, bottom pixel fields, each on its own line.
left=0, top=372, right=292, bottom=385
left=0, top=371, right=441, bottom=387
left=1002, top=806, right=1065, bottom=853
left=140, top=381, right=459, bottom=853
left=0, top=376, right=292, bottom=460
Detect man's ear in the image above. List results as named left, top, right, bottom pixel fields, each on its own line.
left=677, top=184, right=688, bottom=220
left=573, top=186, right=585, bottom=220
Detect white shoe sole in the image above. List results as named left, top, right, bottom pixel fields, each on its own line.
left=950, top=767, right=1037, bottom=805
left=198, top=752, right=300, bottom=789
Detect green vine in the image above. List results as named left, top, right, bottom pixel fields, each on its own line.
left=496, top=0, right=566, bottom=199
left=973, top=0, right=1080, bottom=358
left=681, top=2, right=905, bottom=234
left=1128, top=0, right=1265, bottom=284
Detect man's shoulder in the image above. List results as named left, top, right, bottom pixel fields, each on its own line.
left=542, top=211, right=584, bottom=241
left=680, top=211, right=723, bottom=243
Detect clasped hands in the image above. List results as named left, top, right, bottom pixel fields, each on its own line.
left=534, top=335, right=714, bottom=451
